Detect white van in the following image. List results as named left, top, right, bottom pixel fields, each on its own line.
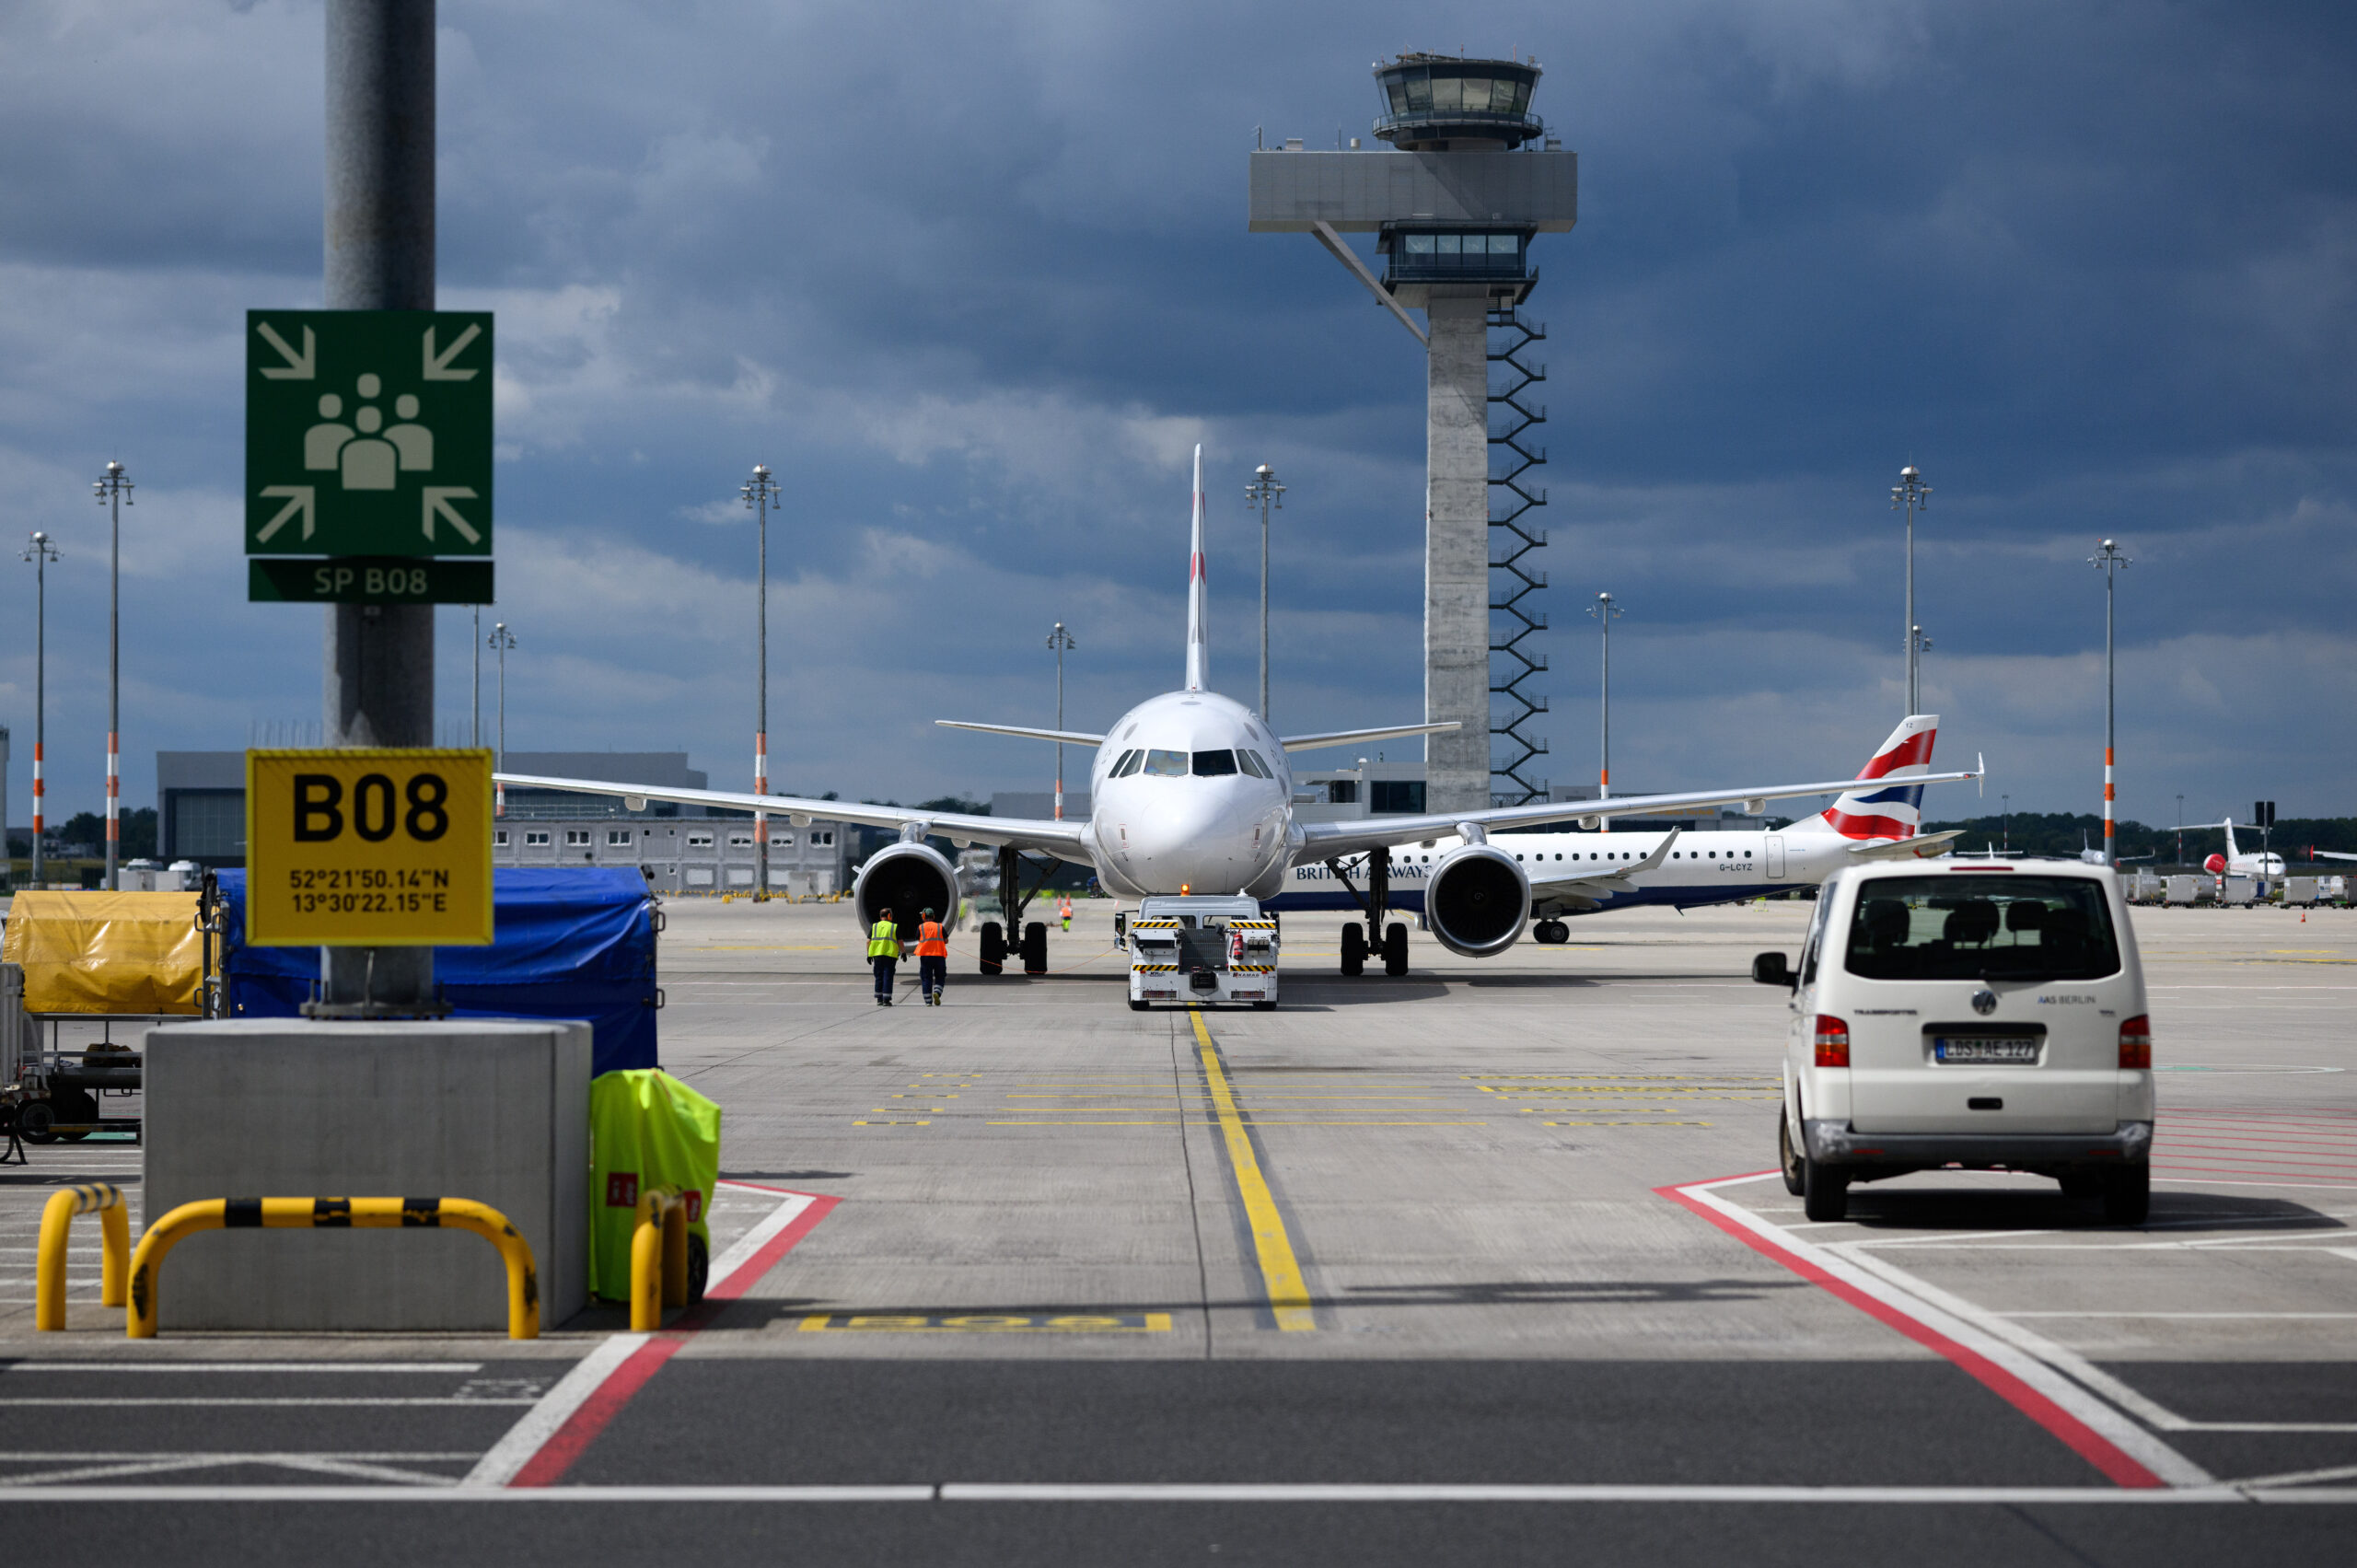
left=1752, top=856, right=2154, bottom=1225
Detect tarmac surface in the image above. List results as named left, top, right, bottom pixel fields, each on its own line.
left=1, top=893, right=2351, bottom=1563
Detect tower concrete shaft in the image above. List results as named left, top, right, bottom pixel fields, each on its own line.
left=1424, top=297, right=1493, bottom=813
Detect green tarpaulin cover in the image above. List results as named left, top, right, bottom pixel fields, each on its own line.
left=588, top=1070, right=720, bottom=1303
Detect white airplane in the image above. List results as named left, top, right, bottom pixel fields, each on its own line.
left=2166, top=819, right=2287, bottom=878
left=496, top=447, right=1980, bottom=979
left=1274, top=714, right=1969, bottom=944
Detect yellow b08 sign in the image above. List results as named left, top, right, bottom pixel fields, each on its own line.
left=245, top=749, right=493, bottom=947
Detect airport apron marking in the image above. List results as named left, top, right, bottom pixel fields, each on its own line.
left=1191, top=1010, right=1317, bottom=1332
left=797, top=1313, right=1171, bottom=1333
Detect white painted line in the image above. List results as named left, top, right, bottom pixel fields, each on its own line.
left=0, top=1482, right=2351, bottom=1504
left=2, top=1364, right=484, bottom=1375
left=464, top=1183, right=822, bottom=1489
left=0, top=1452, right=477, bottom=1460
left=1996, top=1313, right=2357, bottom=1320
left=459, top=1332, right=648, bottom=1489
left=1680, top=1177, right=2215, bottom=1488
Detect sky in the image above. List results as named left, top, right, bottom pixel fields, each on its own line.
left=2, top=0, right=2353, bottom=831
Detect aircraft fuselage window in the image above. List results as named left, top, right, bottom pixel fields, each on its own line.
left=1142, top=749, right=1189, bottom=777
left=1191, top=749, right=1239, bottom=776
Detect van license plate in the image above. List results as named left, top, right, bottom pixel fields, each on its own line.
left=1934, top=1039, right=2040, bottom=1064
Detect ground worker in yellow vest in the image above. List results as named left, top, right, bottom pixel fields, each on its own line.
left=1058, top=894, right=1074, bottom=933
left=915, top=907, right=949, bottom=1005
left=867, top=907, right=903, bottom=1006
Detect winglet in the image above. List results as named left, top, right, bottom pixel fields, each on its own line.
left=1185, top=444, right=1208, bottom=693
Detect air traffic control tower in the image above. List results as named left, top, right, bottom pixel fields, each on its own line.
left=1250, top=55, right=1576, bottom=813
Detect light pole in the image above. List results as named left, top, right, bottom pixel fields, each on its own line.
left=91, top=460, right=132, bottom=889
left=2091, top=539, right=2131, bottom=867
left=21, top=531, right=58, bottom=887
left=1243, top=463, right=1284, bottom=721
left=2001, top=793, right=2009, bottom=852
left=1047, top=622, right=1076, bottom=820
left=1587, top=592, right=1624, bottom=822
left=489, top=621, right=516, bottom=818
left=1891, top=465, right=1932, bottom=714
left=742, top=463, right=781, bottom=899
left=1912, top=624, right=1933, bottom=693
left=2176, top=793, right=2185, bottom=865
left=471, top=604, right=482, bottom=748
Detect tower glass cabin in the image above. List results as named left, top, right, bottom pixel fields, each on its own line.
left=1373, top=55, right=1545, bottom=150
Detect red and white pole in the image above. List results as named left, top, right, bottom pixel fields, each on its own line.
left=2103, top=746, right=2115, bottom=859
left=754, top=730, right=768, bottom=894
left=29, top=740, right=43, bottom=883
left=106, top=731, right=120, bottom=870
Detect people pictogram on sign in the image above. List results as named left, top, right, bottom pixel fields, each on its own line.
left=305, top=373, right=435, bottom=491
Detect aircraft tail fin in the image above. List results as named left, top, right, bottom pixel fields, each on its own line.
left=1185, top=444, right=1209, bottom=692
left=1792, top=714, right=1939, bottom=841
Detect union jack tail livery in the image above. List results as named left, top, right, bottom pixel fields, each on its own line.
left=1794, top=714, right=1940, bottom=841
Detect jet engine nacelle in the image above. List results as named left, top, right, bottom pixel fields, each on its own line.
left=2203, top=854, right=2226, bottom=876
left=853, top=842, right=963, bottom=942
left=1424, top=844, right=1530, bottom=958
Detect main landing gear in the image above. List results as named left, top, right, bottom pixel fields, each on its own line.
left=1328, top=851, right=1411, bottom=978
left=980, top=845, right=1052, bottom=977
left=1531, top=919, right=1570, bottom=945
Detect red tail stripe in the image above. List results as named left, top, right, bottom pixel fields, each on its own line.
left=1856, top=730, right=1933, bottom=781
left=1822, top=808, right=1913, bottom=841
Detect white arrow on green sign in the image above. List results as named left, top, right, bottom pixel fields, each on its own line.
left=245, top=310, right=493, bottom=558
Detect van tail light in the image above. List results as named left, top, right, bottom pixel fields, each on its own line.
left=2119, top=1015, right=2153, bottom=1070
left=1813, top=1015, right=1851, bottom=1068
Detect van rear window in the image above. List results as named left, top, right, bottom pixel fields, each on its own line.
left=1843, top=876, right=2120, bottom=981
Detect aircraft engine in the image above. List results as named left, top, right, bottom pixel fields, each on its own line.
left=853, top=842, right=963, bottom=942
left=1423, top=845, right=1530, bottom=958
left=2203, top=854, right=2225, bottom=876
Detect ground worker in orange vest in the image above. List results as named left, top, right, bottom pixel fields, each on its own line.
left=915, top=907, right=950, bottom=1005
left=1058, top=894, right=1074, bottom=933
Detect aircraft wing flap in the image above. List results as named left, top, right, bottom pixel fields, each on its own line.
left=1295, top=773, right=1976, bottom=863
left=491, top=773, right=1090, bottom=853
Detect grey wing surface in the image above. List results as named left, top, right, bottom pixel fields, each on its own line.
left=492, top=773, right=1089, bottom=854
left=1292, top=770, right=1978, bottom=864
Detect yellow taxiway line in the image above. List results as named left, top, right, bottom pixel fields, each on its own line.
left=1190, top=1009, right=1316, bottom=1332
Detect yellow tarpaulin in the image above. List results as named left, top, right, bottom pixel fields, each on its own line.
left=0, top=891, right=203, bottom=1016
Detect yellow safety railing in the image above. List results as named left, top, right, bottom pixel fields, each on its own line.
left=631, top=1183, right=692, bottom=1330
left=36, top=1183, right=130, bottom=1331
left=126, top=1196, right=539, bottom=1341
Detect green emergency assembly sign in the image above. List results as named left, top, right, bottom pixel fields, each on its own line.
left=245, top=309, right=493, bottom=559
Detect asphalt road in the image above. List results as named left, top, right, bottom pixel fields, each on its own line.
left=1, top=897, right=2351, bottom=1564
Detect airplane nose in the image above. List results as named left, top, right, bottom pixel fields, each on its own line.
left=1127, top=790, right=1248, bottom=889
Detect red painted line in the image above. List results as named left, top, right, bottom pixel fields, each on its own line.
left=1657, top=1179, right=2164, bottom=1490
left=507, top=1188, right=840, bottom=1488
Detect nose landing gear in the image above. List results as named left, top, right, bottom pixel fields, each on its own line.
left=1327, top=851, right=1411, bottom=978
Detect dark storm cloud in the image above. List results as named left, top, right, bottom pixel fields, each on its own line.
left=1, top=0, right=2351, bottom=824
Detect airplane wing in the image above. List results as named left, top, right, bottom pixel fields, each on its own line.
left=491, top=774, right=1091, bottom=854
left=935, top=721, right=1108, bottom=746
left=2312, top=850, right=2357, bottom=863
left=1845, top=830, right=1964, bottom=860
left=1279, top=722, right=1461, bottom=753
left=1293, top=768, right=1980, bottom=863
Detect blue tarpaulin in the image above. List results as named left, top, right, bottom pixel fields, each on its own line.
left=214, top=867, right=660, bottom=1074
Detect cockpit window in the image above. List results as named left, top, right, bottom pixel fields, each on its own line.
left=1237, top=749, right=1271, bottom=779
left=1191, top=749, right=1239, bottom=776
left=1142, top=749, right=1189, bottom=777
left=1109, top=749, right=1143, bottom=778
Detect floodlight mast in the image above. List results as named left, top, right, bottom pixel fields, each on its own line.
left=91, top=461, right=132, bottom=890
left=2090, top=539, right=2131, bottom=867
left=1244, top=463, right=1285, bottom=721
left=1587, top=591, right=1623, bottom=829
left=743, top=463, right=781, bottom=899
left=21, top=530, right=59, bottom=887
left=1890, top=465, right=1931, bottom=714
left=1047, top=622, right=1076, bottom=820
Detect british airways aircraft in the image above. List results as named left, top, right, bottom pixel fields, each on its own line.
left=496, top=448, right=1979, bottom=978
left=1277, top=714, right=1972, bottom=947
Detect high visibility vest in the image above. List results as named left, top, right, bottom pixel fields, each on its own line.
left=1059, top=898, right=1073, bottom=915
left=867, top=919, right=900, bottom=958
left=916, top=921, right=947, bottom=958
